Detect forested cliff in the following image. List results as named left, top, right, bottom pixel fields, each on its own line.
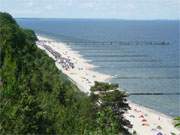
left=0, top=12, right=130, bottom=135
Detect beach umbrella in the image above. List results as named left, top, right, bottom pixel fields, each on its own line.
left=156, top=132, right=163, bottom=135
left=139, top=115, right=144, bottom=118
left=157, top=125, right=162, bottom=130
left=129, top=115, right=135, bottom=118
left=142, top=123, right=149, bottom=126
left=142, top=123, right=146, bottom=126
left=151, top=128, right=157, bottom=131
left=142, top=119, right=147, bottom=122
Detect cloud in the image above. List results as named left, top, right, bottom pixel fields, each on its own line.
left=27, top=0, right=34, bottom=7
left=45, top=5, right=53, bottom=10
left=0, top=0, right=179, bottom=19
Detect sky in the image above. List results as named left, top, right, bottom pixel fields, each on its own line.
left=0, top=0, right=179, bottom=20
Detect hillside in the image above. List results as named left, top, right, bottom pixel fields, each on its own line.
left=0, top=12, right=130, bottom=135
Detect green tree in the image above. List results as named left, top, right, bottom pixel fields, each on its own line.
left=174, top=116, right=180, bottom=127
left=90, top=81, right=131, bottom=134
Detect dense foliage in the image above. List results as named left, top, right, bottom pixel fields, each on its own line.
left=90, top=81, right=131, bottom=134
left=174, top=117, right=180, bottom=128
left=0, top=12, right=130, bottom=135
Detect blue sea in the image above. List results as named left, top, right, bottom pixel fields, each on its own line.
left=16, top=18, right=180, bottom=116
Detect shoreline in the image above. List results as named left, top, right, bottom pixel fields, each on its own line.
left=36, top=34, right=180, bottom=135
left=36, top=34, right=112, bottom=93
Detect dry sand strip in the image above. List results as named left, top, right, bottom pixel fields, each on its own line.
left=36, top=35, right=180, bottom=135
left=125, top=102, right=180, bottom=135
left=36, top=35, right=111, bottom=93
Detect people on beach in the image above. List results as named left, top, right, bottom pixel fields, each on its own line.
left=37, top=38, right=180, bottom=135
left=37, top=40, right=74, bottom=71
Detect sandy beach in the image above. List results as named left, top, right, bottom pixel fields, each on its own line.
left=36, top=35, right=180, bottom=135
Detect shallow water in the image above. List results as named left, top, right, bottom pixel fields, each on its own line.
left=17, top=18, right=180, bottom=116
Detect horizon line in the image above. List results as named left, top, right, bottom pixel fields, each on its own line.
left=15, top=17, right=180, bottom=21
